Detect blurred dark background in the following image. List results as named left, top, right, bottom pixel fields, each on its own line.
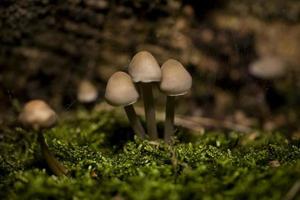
left=0, top=0, right=300, bottom=133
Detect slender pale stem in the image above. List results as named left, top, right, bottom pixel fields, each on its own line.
left=164, top=96, right=175, bottom=143
left=124, top=105, right=146, bottom=138
left=140, top=83, right=158, bottom=140
left=37, top=133, right=68, bottom=176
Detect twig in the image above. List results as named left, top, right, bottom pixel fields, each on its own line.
left=182, top=115, right=252, bottom=133
left=95, top=103, right=253, bottom=133
left=284, top=180, right=300, bottom=200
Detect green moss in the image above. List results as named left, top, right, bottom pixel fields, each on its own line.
left=1, top=110, right=300, bottom=199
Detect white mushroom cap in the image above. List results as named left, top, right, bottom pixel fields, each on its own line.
left=160, top=59, right=192, bottom=96
left=77, top=80, right=98, bottom=103
left=19, top=100, right=57, bottom=129
left=249, top=56, right=286, bottom=80
left=105, top=71, right=139, bottom=106
left=128, top=51, right=161, bottom=82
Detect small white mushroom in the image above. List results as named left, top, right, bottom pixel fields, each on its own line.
left=160, top=59, right=192, bottom=142
left=249, top=56, right=286, bottom=80
left=19, top=100, right=57, bottom=130
left=128, top=51, right=161, bottom=140
left=19, top=100, right=68, bottom=176
left=105, top=72, right=146, bottom=138
left=77, top=80, right=98, bottom=104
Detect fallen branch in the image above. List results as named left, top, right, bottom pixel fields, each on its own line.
left=95, top=103, right=253, bottom=134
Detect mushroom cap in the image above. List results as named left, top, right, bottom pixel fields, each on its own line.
left=249, top=56, right=286, bottom=80
left=160, top=59, right=192, bottom=96
left=128, top=51, right=161, bottom=83
left=105, top=71, right=139, bottom=106
left=19, top=100, right=57, bottom=130
left=77, top=80, right=98, bottom=103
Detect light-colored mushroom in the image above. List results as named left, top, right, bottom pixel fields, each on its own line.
left=160, top=59, right=192, bottom=142
left=19, top=100, right=68, bottom=176
left=128, top=51, right=161, bottom=140
left=249, top=56, right=287, bottom=80
left=19, top=100, right=57, bottom=130
left=77, top=80, right=98, bottom=104
left=105, top=72, right=146, bottom=138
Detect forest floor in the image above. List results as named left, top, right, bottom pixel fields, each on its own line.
left=1, top=108, right=300, bottom=200
left=1, top=1, right=300, bottom=199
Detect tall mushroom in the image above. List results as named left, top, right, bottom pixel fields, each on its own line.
left=128, top=51, right=161, bottom=140
left=19, top=100, right=68, bottom=176
left=160, top=59, right=192, bottom=143
left=105, top=71, right=146, bottom=138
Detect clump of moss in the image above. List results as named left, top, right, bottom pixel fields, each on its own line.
left=1, top=110, right=300, bottom=199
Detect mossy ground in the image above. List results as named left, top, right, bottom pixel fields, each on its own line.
left=1, top=110, right=300, bottom=200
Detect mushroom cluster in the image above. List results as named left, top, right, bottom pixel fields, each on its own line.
left=105, top=51, right=192, bottom=142
left=16, top=51, right=191, bottom=176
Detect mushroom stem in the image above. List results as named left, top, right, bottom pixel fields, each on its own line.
left=164, top=96, right=175, bottom=143
left=124, top=105, right=146, bottom=138
left=140, top=83, right=158, bottom=140
left=37, top=133, right=68, bottom=176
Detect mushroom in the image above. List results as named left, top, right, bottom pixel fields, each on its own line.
left=128, top=51, right=161, bottom=140
left=249, top=56, right=287, bottom=111
left=19, top=100, right=68, bottom=176
left=249, top=56, right=286, bottom=80
left=160, top=59, right=192, bottom=142
left=77, top=80, right=98, bottom=104
left=77, top=80, right=98, bottom=110
left=105, top=71, right=146, bottom=138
